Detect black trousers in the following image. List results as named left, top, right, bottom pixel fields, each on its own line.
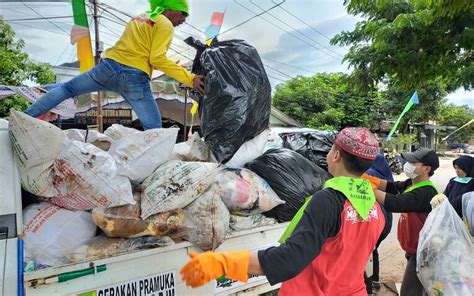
left=400, top=253, right=426, bottom=296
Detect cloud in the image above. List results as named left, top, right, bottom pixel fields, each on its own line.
left=2, top=0, right=470, bottom=106
left=261, top=13, right=359, bottom=79
left=446, top=89, right=474, bottom=107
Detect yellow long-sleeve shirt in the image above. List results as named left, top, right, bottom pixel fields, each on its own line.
left=104, top=14, right=195, bottom=87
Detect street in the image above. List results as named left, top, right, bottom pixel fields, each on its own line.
left=376, top=156, right=456, bottom=294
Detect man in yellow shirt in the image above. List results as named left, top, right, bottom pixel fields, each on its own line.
left=26, top=0, right=204, bottom=130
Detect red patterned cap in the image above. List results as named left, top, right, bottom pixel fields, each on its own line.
left=335, top=127, right=378, bottom=160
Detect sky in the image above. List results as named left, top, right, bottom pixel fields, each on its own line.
left=0, top=0, right=472, bottom=107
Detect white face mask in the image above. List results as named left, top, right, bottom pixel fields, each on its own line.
left=404, top=162, right=419, bottom=179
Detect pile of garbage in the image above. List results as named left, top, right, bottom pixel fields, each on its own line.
left=10, top=39, right=331, bottom=270
left=417, top=197, right=474, bottom=295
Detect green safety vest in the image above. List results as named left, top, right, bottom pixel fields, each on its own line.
left=403, top=180, right=438, bottom=193
left=279, top=176, right=376, bottom=243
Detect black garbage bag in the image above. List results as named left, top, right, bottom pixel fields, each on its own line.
left=245, top=148, right=330, bottom=222
left=185, top=37, right=271, bottom=163
left=281, top=131, right=338, bottom=171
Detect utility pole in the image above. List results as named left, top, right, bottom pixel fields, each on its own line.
left=92, top=0, right=103, bottom=132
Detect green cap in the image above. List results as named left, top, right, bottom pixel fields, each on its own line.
left=149, top=0, right=189, bottom=21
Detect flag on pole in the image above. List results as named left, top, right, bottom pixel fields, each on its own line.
left=71, top=0, right=94, bottom=73
left=205, top=11, right=225, bottom=45
left=386, top=91, right=419, bottom=142
left=442, top=119, right=474, bottom=141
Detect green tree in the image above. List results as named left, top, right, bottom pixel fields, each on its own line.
left=272, top=73, right=385, bottom=130
left=331, top=0, right=473, bottom=123
left=0, top=19, right=55, bottom=117
left=437, top=103, right=474, bottom=143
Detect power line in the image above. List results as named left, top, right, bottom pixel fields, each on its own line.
left=98, top=3, right=132, bottom=18
left=262, top=57, right=315, bottom=74
left=98, top=6, right=129, bottom=25
left=274, top=1, right=334, bottom=43
left=184, top=22, right=204, bottom=33
left=250, top=0, right=344, bottom=58
left=263, top=63, right=293, bottom=79
left=4, top=15, right=76, bottom=22
left=243, top=0, right=343, bottom=60
left=100, top=23, right=122, bottom=38
left=55, top=42, right=71, bottom=66
left=267, top=74, right=288, bottom=83
left=234, top=0, right=339, bottom=61
left=169, top=46, right=193, bottom=61
left=218, top=0, right=286, bottom=37
left=274, top=1, right=349, bottom=51
left=99, top=15, right=126, bottom=27
left=22, top=2, right=70, bottom=34
left=10, top=21, right=69, bottom=37
left=175, top=29, right=202, bottom=40
left=2, top=6, right=40, bottom=17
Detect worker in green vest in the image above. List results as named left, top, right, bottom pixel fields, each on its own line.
left=363, top=147, right=439, bottom=296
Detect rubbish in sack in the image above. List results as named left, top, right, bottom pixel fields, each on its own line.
left=67, top=235, right=174, bottom=263
left=182, top=189, right=230, bottom=250
left=171, top=132, right=210, bottom=162
left=186, top=37, right=271, bottom=163
left=213, top=167, right=284, bottom=212
left=104, top=124, right=140, bottom=141
left=8, top=109, right=65, bottom=197
left=281, top=130, right=337, bottom=171
left=108, top=127, right=178, bottom=183
left=140, top=160, right=218, bottom=219
left=417, top=196, right=474, bottom=296
left=230, top=214, right=278, bottom=231
left=226, top=129, right=270, bottom=168
left=182, top=187, right=230, bottom=250
left=23, top=202, right=97, bottom=267
left=65, top=129, right=112, bottom=151
left=52, top=140, right=134, bottom=210
left=245, top=148, right=330, bottom=222
left=462, top=192, right=474, bottom=236
left=92, top=194, right=184, bottom=240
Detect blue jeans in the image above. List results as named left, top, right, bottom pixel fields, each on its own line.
left=25, top=58, right=162, bottom=129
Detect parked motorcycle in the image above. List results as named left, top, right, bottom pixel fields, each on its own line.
left=385, top=152, right=403, bottom=175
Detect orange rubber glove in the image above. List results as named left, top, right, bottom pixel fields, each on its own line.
left=361, top=173, right=381, bottom=189
left=180, top=251, right=250, bottom=288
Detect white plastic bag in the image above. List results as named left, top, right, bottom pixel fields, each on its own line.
left=171, top=132, right=210, bottom=162
left=103, top=124, right=140, bottom=141
left=65, top=129, right=112, bottom=151
left=23, top=202, right=97, bottom=267
left=52, top=140, right=134, bottom=210
left=213, top=167, right=284, bottom=212
left=417, top=197, right=474, bottom=295
left=8, top=109, right=64, bottom=197
left=226, top=129, right=269, bottom=167
left=462, top=192, right=474, bottom=236
left=108, top=128, right=178, bottom=183
left=67, top=236, right=174, bottom=263
left=230, top=214, right=277, bottom=231
left=182, top=188, right=230, bottom=250
left=140, top=160, right=218, bottom=219
left=65, top=129, right=111, bottom=143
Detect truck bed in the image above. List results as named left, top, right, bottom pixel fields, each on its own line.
left=24, top=223, right=288, bottom=296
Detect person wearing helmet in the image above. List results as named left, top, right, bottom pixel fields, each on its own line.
left=25, top=0, right=204, bottom=130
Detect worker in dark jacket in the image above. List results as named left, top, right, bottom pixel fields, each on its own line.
left=444, top=155, right=474, bottom=217
left=364, top=153, right=394, bottom=291
left=181, top=127, right=385, bottom=296
left=364, top=148, right=439, bottom=296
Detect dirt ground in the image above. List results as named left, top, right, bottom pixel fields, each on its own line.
left=374, top=157, right=455, bottom=295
